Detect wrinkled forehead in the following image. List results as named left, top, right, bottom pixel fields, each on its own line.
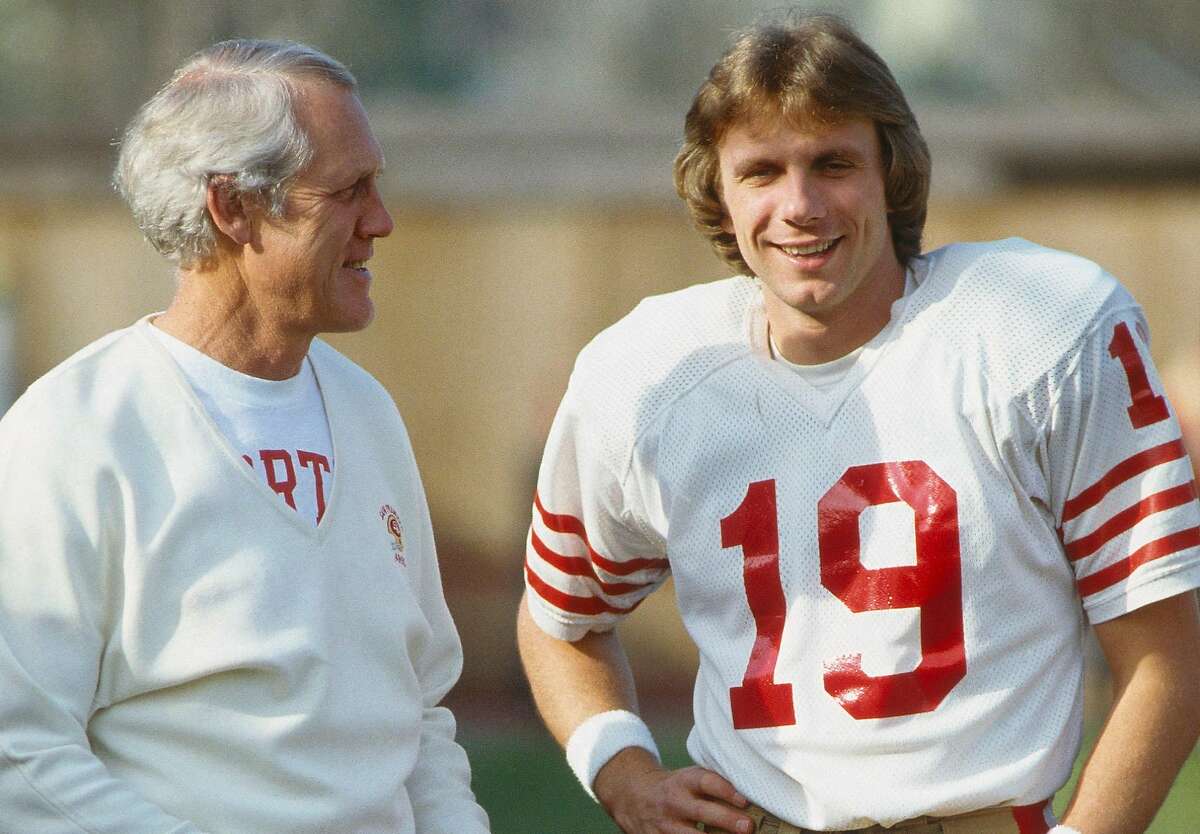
left=294, top=80, right=385, bottom=174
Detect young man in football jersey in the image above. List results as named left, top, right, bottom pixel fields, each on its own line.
left=518, top=12, right=1200, bottom=834
left=0, top=40, right=489, bottom=833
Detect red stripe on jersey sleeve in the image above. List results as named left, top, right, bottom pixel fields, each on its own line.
left=1064, top=481, right=1198, bottom=561
left=533, top=491, right=669, bottom=576
left=1063, top=439, right=1187, bottom=523
left=524, top=562, right=640, bottom=616
left=1077, top=526, right=1200, bottom=598
left=529, top=529, right=654, bottom=596
left=1010, top=799, right=1051, bottom=834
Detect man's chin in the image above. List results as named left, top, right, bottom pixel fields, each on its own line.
left=761, top=278, right=840, bottom=315
left=322, top=302, right=376, bottom=335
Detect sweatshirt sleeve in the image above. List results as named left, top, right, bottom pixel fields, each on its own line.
left=400, top=446, right=491, bottom=834
left=0, top=395, right=207, bottom=833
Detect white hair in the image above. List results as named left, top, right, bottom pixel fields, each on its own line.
left=114, top=39, right=357, bottom=266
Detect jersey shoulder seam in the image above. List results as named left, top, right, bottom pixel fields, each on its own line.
left=617, top=348, right=751, bottom=484
left=1033, top=300, right=1144, bottom=438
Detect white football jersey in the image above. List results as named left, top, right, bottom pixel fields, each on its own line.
left=524, top=238, right=1200, bottom=830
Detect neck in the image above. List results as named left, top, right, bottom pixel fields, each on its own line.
left=766, top=258, right=906, bottom=365
left=156, top=263, right=312, bottom=380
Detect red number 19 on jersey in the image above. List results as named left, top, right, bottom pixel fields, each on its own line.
left=722, top=462, right=966, bottom=728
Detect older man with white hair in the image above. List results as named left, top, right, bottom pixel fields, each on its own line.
left=0, top=39, right=489, bottom=833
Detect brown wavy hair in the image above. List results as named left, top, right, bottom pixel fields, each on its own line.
left=673, top=12, right=930, bottom=274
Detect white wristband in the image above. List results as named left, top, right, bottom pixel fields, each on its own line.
left=1048, top=826, right=1083, bottom=834
left=565, top=709, right=661, bottom=801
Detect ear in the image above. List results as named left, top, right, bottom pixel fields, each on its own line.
left=718, top=195, right=736, bottom=235
left=205, top=176, right=254, bottom=247
left=714, top=175, right=734, bottom=235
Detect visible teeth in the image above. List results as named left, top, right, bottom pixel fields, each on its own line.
left=345, top=260, right=367, bottom=269
left=780, top=239, right=835, bottom=257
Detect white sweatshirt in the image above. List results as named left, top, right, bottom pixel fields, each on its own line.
left=0, top=319, right=490, bottom=833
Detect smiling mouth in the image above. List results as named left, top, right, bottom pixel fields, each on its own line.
left=344, top=259, right=370, bottom=273
left=777, top=238, right=839, bottom=257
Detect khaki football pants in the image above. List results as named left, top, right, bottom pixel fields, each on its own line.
left=697, top=800, right=1052, bottom=834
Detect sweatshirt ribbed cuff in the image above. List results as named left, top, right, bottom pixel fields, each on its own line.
left=565, top=710, right=661, bottom=801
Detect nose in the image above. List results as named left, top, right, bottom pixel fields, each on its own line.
left=359, top=181, right=395, bottom=239
left=780, top=169, right=825, bottom=227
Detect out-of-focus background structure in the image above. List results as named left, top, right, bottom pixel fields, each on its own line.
left=2, top=1, right=1198, bottom=830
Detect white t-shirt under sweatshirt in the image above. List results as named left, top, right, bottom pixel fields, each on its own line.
left=148, top=322, right=335, bottom=526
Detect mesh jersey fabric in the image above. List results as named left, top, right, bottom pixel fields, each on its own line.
left=523, top=237, right=1200, bottom=829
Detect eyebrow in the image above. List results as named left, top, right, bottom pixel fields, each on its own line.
left=334, top=159, right=386, bottom=188
left=813, top=147, right=869, bottom=165
left=730, top=144, right=870, bottom=178
left=729, top=155, right=777, bottom=179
